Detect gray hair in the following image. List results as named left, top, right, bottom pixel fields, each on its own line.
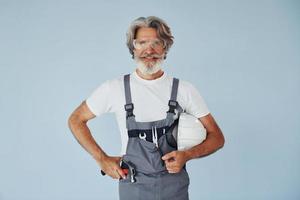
left=126, top=16, right=174, bottom=59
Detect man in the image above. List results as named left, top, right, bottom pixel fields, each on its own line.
left=68, top=16, right=225, bottom=200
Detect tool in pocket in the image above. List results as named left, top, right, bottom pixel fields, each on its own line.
left=101, top=159, right=136, bottom=183
left=152, top=126, right=158, bottom=147
left=139, top=132, right=147, bottom=141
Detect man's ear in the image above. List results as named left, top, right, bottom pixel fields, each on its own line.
left=132, top=49, right=136, bottom=59
left=163, top=52, right=167, bottom=59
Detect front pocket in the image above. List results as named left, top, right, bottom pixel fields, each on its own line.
left=166, top=131, right=177, bottom=148
left=158, top=134, right=178, bottom=156
left=138, top=137, right=158, bottom=151
left=123, top=138, right=165, bottom=174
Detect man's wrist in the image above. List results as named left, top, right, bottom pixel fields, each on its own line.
left=183, top=150, right=193, bottom=162
left=93, top=151, right=108, bottom=163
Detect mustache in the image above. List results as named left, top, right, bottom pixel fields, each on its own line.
left=140, top=53, right=163, bottom=59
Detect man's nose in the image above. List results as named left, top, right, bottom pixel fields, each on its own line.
left=144, top=45, right=155, bottom=54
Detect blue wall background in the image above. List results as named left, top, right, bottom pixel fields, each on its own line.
left=0, top=0, right=299, bottom=199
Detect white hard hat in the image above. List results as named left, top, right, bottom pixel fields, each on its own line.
left=176, top=112, right=207, bottom=150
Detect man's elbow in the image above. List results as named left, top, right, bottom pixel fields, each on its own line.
left=68, top=114, right=76, bottom=130
left=217, top=133, right=225, bottom=149
left=67, top=113, right=82, bottom=130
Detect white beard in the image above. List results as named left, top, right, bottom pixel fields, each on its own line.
left=135, top=58, right=164, bottom=75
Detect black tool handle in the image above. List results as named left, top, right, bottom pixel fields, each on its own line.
left=100, top=160, right=128, bottom=176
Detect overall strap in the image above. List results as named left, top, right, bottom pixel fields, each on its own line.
left=124, top=74, right=135, bottom=118
left=167, top=78, right=180, bottom=114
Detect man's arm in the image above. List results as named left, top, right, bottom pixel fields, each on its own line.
left=184, top=113, right=225, bottom=160
left=162, top=113, right=225, bottom=173
left=68, top=100, right=126, bottom=179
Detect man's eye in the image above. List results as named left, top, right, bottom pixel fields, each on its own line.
left=139, top=41, right=146, bottom=45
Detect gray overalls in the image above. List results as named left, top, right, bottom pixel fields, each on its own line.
left=118, top=74, right=190, bottom=200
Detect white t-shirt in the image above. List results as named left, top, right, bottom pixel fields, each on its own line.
left=86, top=71, right=210, bottom=155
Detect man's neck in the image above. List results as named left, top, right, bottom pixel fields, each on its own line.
left=135, top=69, right=164, bottom=80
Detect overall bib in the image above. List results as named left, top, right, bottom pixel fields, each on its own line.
left=118, top=74, right=190, bottom=200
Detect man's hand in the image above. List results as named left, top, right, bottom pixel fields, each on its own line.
left=97, top=155, right=126, bottom=180
left=161, top=151, right=189, bottom=173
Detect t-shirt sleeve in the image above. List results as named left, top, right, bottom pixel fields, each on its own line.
left=184, top=82, right=210, bottom=118
left=86, top=80, right=114, bottom=116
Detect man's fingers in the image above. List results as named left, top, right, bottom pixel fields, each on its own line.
left=165, top=162, right=181, bottom=173
left=112, top=169, right=121, bottom=179
left=116, top=167, right=126, bottom=179
left=167, top=169, right=180, bottom=173
left=162, top=151, right=176, bottom=161
left=105, top=167, right=122, bottom=179
left=165, top=159, right=176, bottom=168
left=164, top=155, right=183, bottom=174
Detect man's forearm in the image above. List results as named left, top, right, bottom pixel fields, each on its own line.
left=184, top=131, right=224, bottom=161
left=68, top=118, right=107, bottom=162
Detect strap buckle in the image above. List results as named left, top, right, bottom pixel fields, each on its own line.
left=167, top=100, right=178, bottom=114
left=124, top=103, right=135, bottom=118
